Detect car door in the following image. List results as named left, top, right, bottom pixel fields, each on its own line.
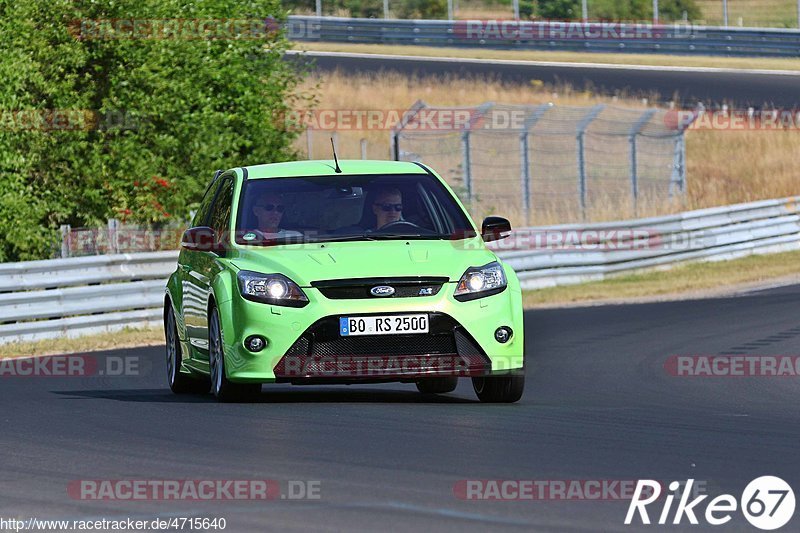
left=182, top=176, right=234, bottom=360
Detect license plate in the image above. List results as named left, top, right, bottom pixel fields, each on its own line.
left=339, top=314, right=429, bottom=336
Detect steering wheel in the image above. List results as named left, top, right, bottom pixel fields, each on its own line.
left=374, top=220, right=437, bottom=235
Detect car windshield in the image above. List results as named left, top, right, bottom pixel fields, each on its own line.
left=234, top=173, right=476, bottom=246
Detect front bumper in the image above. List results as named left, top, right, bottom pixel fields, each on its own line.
left=216, top=280, right=524, bottom=383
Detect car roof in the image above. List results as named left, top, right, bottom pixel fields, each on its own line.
left=239, top=160, right=429, bottom=180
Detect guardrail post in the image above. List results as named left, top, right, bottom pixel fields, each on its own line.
left=629, top=109, right=656, bottom=216
left=576, top=105, right=605, bottom=220
left=60, top=224, right=71, bottom=258
left=107, top=218, right=119, bottom=255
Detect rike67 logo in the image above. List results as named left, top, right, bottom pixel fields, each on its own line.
left=626, top=477, right=795, bottom=530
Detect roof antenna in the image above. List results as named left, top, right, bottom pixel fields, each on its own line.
left=330, top=137, right=342, bottom=173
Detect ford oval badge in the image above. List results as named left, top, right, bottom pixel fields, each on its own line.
left=370, top=285, right=395, bottom=297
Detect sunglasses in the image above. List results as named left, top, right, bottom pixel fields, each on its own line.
left=374, top=202, right=403, bottom=212
left=256, top=203, right=285, bottom=213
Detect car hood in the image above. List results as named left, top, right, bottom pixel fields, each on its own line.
left=230, top=238, right=497, bottom=286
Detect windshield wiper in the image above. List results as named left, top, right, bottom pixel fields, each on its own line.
left=306, top=234, right=377, bottom=243
left=368, top=233, right=451, bottom=240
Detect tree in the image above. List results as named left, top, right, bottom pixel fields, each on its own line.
left=0, top=0, right=310, bottom=261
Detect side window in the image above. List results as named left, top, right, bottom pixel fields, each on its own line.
left=192, top=178, right=221, bottom=227
left=208, top=179, right=234, bottom=233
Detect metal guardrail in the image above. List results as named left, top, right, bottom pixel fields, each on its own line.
left=288, top=16, right=800, bottom=57
left=0, top=197, right=798, bottom=344
left=495, top=196, right=800, bottom=288
left=0, top=251, right=177, bottom=344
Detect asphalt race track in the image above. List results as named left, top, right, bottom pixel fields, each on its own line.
left=2, top=284, right=799, bottom=532
left=290, top=51, right=800, bottom=109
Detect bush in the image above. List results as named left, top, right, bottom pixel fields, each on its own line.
left=0, top=0, right=310, bottom=261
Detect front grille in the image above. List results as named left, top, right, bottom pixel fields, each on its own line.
left=306, top=333, right=456, bottom=357
left=275, top=312, right=491, bottom=379
left=311, top=277, right=447, bottom=300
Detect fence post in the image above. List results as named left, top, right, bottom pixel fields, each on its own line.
left=519, top=103, right=552, bottom=225
left=669, top=134, right=687, bottom=198
left=360, top=138, right=368, bottom=160
left=575, top=105, right=605, bottom=220
left=60, top=224, right=71, bottom=258
left=629, top=109, right=656, bottom=216
left=390, top=100, right=426, bottom=162
left=519, top=133, right=530, bottom=224
left=461, top=131, right=472, bottom=202
left=669, top=108, right=698, bottom=198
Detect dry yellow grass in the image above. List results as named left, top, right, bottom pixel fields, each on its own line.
left=0, top=327, right=164, bottom=358
left=695, top=0, right=798, bottom=27
left=523, top=249, right=800, bottom=307
left=295, top=70, right=800, bottom=226
left=293, top=42, right=800, bottom=71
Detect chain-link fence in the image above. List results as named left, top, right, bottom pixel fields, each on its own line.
left=392, top=101, right=692, bottom=224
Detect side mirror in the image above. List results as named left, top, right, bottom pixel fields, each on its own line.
left=181, top=226, right=225, bottom=253
left=481, top=216, right=512, bottom=242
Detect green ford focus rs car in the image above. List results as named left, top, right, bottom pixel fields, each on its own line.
left=164, top=160, right=525, bottom=402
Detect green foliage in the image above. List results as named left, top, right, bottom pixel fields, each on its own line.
left=658, top=0, right=701, bottom=22
left=283, top=0, right=447, bottom=19
left=0, top=0, right=310, bottom=261
left=536, top=0, right=581, bottom=19
left=514, top=0, right=700, bottom=22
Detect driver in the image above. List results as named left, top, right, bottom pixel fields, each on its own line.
left=371, top=187, right=403, bottom=230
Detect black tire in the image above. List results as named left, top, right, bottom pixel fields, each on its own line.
left=165, top=304, right=209, bottom=394
left=208, top=307, right=261, bottom=403
left=415, top=376, right=458, bottom=394
left=472, top=374, right=525, bottom=403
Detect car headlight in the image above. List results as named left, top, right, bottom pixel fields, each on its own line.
left=237, top=271, right=309, bottom=307
left=453, top=261, right=507, bottom=301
